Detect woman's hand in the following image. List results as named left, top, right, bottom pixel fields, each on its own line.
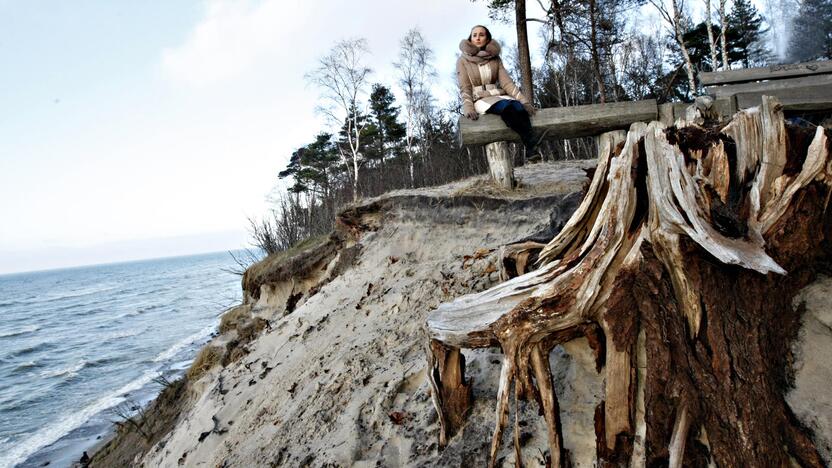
left=465, top=111, right=479, bottom=120
left=523, top=103, right=537, bottom=117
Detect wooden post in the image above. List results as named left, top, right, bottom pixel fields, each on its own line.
left=485, top=141, right=514, bottom=189
left=658, top=103, right=675, bottom=127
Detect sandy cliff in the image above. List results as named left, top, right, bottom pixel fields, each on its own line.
left=140, top=161, right=608, bottom=467
left=90, top=159, right=832, bottom=467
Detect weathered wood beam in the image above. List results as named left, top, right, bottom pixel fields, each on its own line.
left=458, top=99, right=657, bottom=146
left=705, top=74, right=832, bottom=99
left=735, top=83, right=832, bottom=111
left=699, top=60, right=832, bottom=86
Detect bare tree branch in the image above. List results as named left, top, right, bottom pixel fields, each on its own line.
left=306, top=38, right=372, bottom=200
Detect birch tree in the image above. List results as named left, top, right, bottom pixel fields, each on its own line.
left=394, top=28, right=436, bottom=188
left=306, top=38, right=372, bottom=201
left=650, top=0, right=698, bottom=96
left=719, top=0, right=731, bottom=69
left=704, top=0, right=720, bottom=69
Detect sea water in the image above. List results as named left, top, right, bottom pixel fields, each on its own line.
left=0, top=251, right=245, bottom=468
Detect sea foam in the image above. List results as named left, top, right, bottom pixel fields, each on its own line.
left=152, top=322, right=217, bottom=363
left=0, top=369, right=160, bottom=468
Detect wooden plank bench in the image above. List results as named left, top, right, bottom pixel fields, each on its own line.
left=458, top=99, right=658, bottom=189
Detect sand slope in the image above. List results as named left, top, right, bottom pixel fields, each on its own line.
left=138, top=160, right=832, bottom=467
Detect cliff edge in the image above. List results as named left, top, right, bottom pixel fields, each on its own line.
left=89, top=158, right=832, bottom=467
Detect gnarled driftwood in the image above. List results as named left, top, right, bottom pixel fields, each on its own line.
left=427, top=96, right=831, bottom=466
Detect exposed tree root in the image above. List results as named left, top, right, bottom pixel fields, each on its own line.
left=427, top=97, right=831, bottom=466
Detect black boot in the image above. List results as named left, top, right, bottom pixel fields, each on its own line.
left=524, top=129, right=542, bottom=162
left=499, top=105, right=541, bottom=162
left=491, top=103, right=541, bottom=162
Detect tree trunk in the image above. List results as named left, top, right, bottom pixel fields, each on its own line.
left=351, top=120, right=361, bottom=201
left=673, top=6, right=698, bottom=96
left=405, top=106, right=416, bottom=188
left=515, top=0, right=535, bottom=104
left=705, top=0, right=720, bottom=70
left=427, top=97, right=829, bottom=466
left=589, top=0, right=608, bottom=103
left=719, top=0, right=731, bottom=70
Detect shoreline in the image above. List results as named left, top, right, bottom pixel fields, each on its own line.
left=70, top=430, right=116, bottom=468
left=16, top=335, right=216, bottom=468
left=18, top=412, right=114, bottom=468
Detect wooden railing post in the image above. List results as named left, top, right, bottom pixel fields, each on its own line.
left=485, top=141, right=514, bottom=189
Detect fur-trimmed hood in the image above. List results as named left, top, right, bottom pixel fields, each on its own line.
left=459, top=39, right=502, bottom=64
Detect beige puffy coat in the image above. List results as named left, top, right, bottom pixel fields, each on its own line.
left=456, top=39, right=529, bottom=115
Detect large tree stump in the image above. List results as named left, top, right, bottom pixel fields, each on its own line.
left=427, top=96, right=831, bottom=467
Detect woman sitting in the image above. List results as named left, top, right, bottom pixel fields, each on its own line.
left=457, top=25, right=540, bottom=159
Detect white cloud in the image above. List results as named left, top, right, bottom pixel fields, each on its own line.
left=160, top=0, right=525, bottom=89
left=2, top=0, right=544, bottom=272
left=161, top=0, right=308, bottom=86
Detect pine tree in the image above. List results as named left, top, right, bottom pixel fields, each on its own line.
left=683, top=22, right=722, bottom=72
left=277, top=148, right=307, bottom=194
left=727, top=0, right=770, bottom=67
left=789, top=0, right=832, bottom=61
left=278, top=133, right=339, bottom=199
left=364, top=84, right=406, bottom=169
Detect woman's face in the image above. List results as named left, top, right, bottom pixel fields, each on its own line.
left=470, top=27, right=488, bottom=48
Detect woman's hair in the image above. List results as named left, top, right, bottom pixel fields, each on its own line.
left=468, top=25, right=492, bottom=43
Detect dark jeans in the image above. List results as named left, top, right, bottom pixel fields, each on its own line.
left=486, top=100, right=536, bottom=150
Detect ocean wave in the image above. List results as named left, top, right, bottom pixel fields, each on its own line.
left=2, top=341, right=55, bottom=360
left=39, top=360, right=87, bottom=379
left=152, top=323, right=217, bottom=363
left=113, top=303, right=165, bottom=321
left=78, top=306, right=108, bottom=317
left=10, top=360, right=43, bottom=375
left=0, top=325, right=41, bottom=338
left=52, top=301, right=111, bottom=315
left=0, top=369, right=160, bottom=468
left=0, top=381, right=60, bottom=412
left=102, top=328, right=146, bottom=341
left=39, top=286, right=115, bottom=304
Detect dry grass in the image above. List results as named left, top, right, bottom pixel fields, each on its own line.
left=450, top=160, right=594, bottom=200
left=237, top=317, right=269, bottom=343
left=186, top=345, right=225, bottom=382
left=451, top=176, right=522, bottom=198
left=218, top=305, right=252, bottom=335
left=90, top=378, right=187, bottom=468
left=242, top=234, right=331, bottom=296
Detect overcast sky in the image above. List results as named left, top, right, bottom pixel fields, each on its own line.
left=0, top=0, right=547, bottom=274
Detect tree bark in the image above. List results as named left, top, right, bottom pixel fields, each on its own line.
left=589, top=0, right=608, bottom=103
left=427, top=97, right=830, bottom=466
left=650, top=0, right=698, bottom=96
left=674, top=13, right=698, bottom=96
left=515, top=0, right=535, bottom=104
left=719, top=0, right=731, bottom=70
left=705, top=0, right=720, bottom=70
